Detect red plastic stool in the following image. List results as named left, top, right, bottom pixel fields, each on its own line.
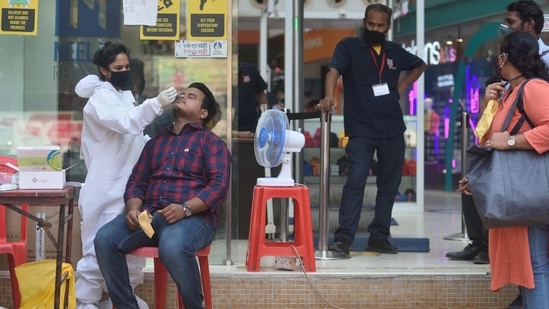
left=246, top=185, right=316, bottom=272
left=0, top=203, right=28, bottom=309
left=113, top=246, right=212, bottom=309
left=0, top=155, right=28, bottom=309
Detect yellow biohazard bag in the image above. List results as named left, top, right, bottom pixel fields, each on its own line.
left=15, top=259, right=76, bottom=309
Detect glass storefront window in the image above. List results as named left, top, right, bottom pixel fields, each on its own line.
left=0, top=0, right=235, bottom=265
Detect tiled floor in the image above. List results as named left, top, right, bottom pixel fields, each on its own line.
left=189, top=189, right=519, bottom=308
left=1, top=189, right=520, bottom=308
left=207, top=189, right=487, bottom=274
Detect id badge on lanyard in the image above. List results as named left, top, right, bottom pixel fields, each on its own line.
left=372, top=83, right=389, bottom=96
left=369, top=48, right=389, bottom=97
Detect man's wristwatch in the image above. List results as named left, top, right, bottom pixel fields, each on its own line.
left=182, top=202, right=193, bottom=218
left=507, top=136, right=516, bottom=149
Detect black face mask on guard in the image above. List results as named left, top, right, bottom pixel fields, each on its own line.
left=363, top=29, right=385, bottom=46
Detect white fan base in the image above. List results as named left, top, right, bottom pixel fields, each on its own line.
left=256, top=177, right=295, bottom=187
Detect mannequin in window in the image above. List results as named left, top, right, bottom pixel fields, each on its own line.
left=424, top=97, right=440, bottom=162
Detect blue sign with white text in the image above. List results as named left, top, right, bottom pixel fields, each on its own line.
left=55, top=0, right=121, bottom=38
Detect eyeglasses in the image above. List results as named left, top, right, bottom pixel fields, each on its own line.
left=496, top=52, right=508, bottom=64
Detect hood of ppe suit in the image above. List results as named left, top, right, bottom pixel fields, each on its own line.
left=75, top=74, right=114, bottom=98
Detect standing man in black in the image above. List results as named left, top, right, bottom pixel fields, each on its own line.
left=318, top=3, right=426, bottom=258
left=237, top=62, right=269, bottom=133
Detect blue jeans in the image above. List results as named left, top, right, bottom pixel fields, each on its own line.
left=94, top=212, right=215, bottom=309
left=334, top=135, right=405, bottom=244
left=522, top=225, right=549, bottom=309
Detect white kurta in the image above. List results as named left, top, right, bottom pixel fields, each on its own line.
left=538, top=38, right=549, bottom=69
left=75, top=75, right=163, bottom=308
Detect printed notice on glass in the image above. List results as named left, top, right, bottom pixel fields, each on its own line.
left=175, top=40, right=227, bottom=58
left=140, top=0, right=180, bottom=40
left=186, top=0, right=227, bottom=40
left=123, top=0, right=157, bottom=26
left=0, top=0, right=39, bottom=36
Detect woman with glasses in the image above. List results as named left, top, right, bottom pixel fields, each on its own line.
left=458, top=31, right=549, bottom=308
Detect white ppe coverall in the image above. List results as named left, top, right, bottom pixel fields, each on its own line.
left=75, top=75, right=165, bottom=309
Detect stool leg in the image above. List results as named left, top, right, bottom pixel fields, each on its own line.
left=199, top=255, right=212, bottom=309
left=154, top=257, right=169, bottom=309
left=8, top=254, right=21, bottom=309
left=245, top=186, right=260, bottom=268
left=294, top=187, right=316, bottom=272
left=246, top=187, right=267, bottom=271
left=177, top=255, right=212, bottom=309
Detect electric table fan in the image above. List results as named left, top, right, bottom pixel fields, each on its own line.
left=254, top=108, right=305, bottom=186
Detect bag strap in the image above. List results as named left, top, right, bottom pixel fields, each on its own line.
left=500, top=79, right=534, bottom=135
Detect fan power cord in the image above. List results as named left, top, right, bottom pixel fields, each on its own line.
left=290, top=245, right=347, bottom=309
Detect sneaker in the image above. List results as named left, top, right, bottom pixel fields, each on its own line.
left=97, top=294, right=149, bottom=309
left=365, top=239, right=398, bottom=254
left=445, top=243, right=483, bottom=260
left=327, top=241, right=351, bottom=259
left=77, top=303, right=99, bottom=309
left=472, top=251, right=489, bottom=264
left=505, top=295, right=522, bottom=309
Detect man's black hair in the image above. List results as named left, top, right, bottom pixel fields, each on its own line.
left=506, top=0, right=544, bottom=35
left=364, top=3, right=393, bottom=24
left=188, top=82, right=218, bottom=126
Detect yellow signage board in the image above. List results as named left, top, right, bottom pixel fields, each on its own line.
left=140, top=0, right=180, bottom=40
left=186, top=0, right=227, bottom=40
left=0, top=0, right=39, bottom=36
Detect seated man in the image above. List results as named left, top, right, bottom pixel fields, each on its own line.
left=94, top=82, right=231, bottom=309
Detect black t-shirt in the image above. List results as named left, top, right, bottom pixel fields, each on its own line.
left=329, top=36, right=425, bottom=137
left=238, top=63, right=267, bottom=132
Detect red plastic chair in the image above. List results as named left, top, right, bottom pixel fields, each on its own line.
left=113, top=246, right=212, bottom=309
left=0, top=155, right=28, bottom=309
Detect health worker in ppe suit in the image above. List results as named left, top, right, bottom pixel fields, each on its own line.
left=74, top=41, right=177, bottom=309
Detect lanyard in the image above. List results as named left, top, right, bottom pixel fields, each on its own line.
left=368, top=48, right=386, bottom=83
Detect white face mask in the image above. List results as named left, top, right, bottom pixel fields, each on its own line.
left=497, top=23, right=514, bottom=39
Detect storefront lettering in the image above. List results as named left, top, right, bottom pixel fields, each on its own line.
left=402, top=40, right=457, bottom=65
left=437, top=74, right=454, bottom=88
left=466, top=65, right=480, bottom=114
left=54, top=41, right=94, bottom=62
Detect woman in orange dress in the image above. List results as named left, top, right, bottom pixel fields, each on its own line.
left=458, top=31, right=549, bottom=308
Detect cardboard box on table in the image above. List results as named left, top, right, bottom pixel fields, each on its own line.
left=0, top=205, right=82, bottom=270
left=16, top=146, right=66, bottom=189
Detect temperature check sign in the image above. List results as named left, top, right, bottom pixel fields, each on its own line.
left=187, top=0, right=227, bottom=40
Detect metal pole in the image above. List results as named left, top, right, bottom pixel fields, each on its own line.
left=386, top=0, right=393, bottom=41
left=415, top=0, right=425, bottom=210
left=293, top=0, right=305, bottom=183
left=224, top=0, right=233, bottom=266
left=259, top=1, right=268, bottom=81
left=316, top=113, right=337, bottom=259
left=443, top=111, right=469, bottom=241
left=274, top=0, right=297, bottom=244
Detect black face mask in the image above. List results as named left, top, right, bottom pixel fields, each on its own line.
left=363, top=29, right=385, bottom=46
left=109, top=70, right=131, bottom=89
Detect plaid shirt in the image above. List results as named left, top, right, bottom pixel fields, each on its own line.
left=124, top=122, right=231, bottom=229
